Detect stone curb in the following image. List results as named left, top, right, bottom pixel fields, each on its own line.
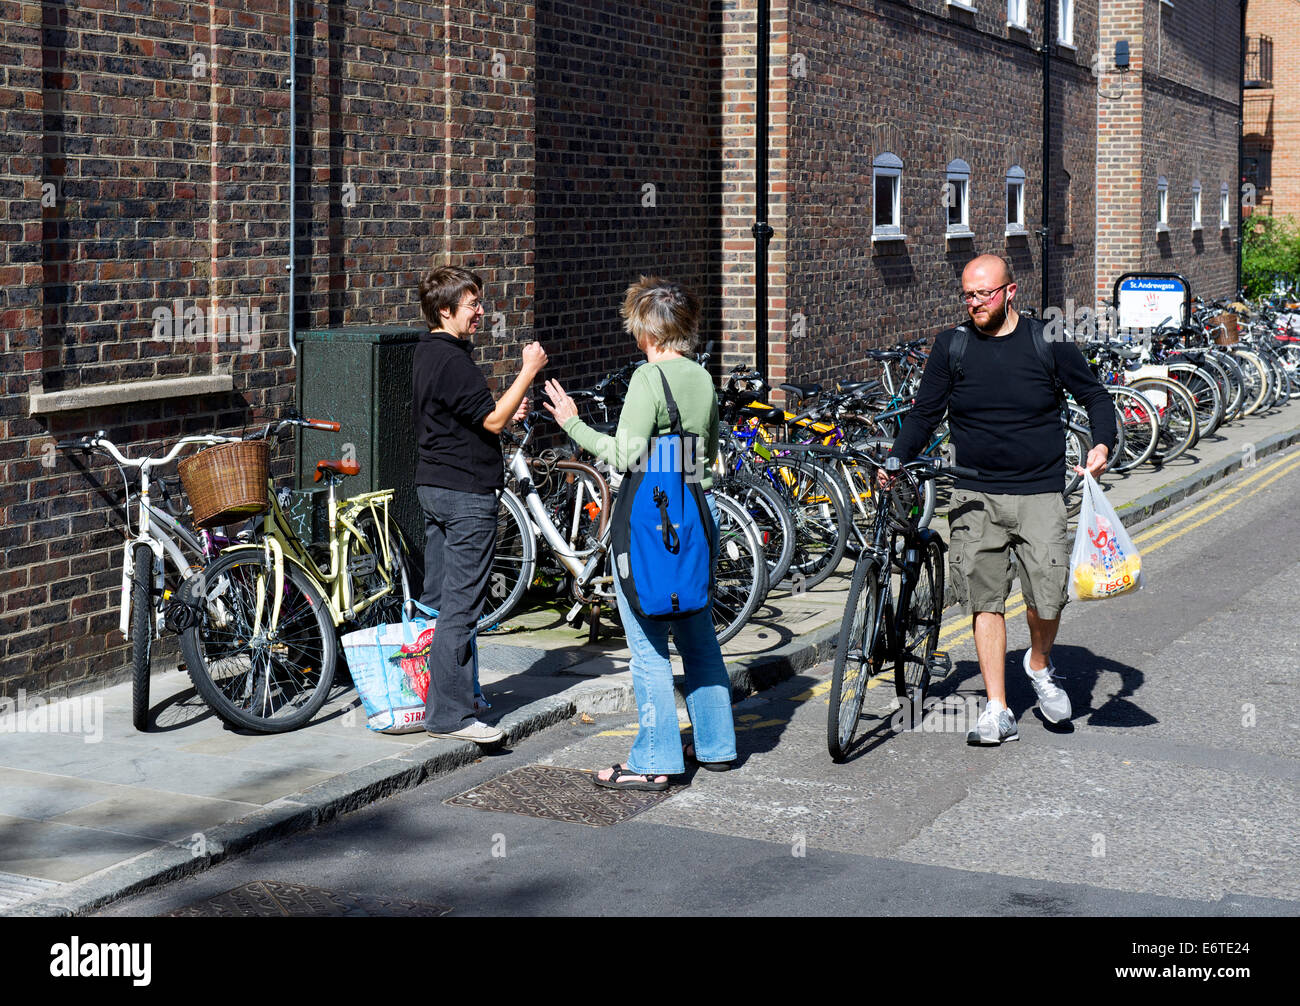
left=11, top=423, right=1297, bottom=917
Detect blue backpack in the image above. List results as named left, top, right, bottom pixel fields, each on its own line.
left=611, top=368, right=715, bottom=620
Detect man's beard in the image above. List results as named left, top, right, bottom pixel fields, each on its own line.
left=970, top=299, right=1009, bottom=334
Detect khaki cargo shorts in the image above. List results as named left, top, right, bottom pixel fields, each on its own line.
left=946, top=490, right=1070, bottom=619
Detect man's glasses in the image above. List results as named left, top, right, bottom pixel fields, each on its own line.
left=960, top=283, right=1009, bottom=305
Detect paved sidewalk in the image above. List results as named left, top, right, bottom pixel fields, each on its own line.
left=4, top=405, right=1297, bottom=916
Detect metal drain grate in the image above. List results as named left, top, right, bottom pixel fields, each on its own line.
left=165, top=881, right=452, bottom=917
left=444, top=764, right=673, bottom=827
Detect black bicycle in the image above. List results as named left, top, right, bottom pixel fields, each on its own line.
left=789, top=446, right=975, bottom=761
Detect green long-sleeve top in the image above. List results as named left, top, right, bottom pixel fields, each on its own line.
left=561, top=357, right=720, bottom=490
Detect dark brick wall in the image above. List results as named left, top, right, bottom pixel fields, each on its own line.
left=533, top=1, right=720, bottom=391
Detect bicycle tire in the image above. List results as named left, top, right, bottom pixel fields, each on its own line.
left=1130, top=377, right=1198, bottom=464
left=1107, top=385, right=1159, bottom=472
left=347, top=513, right=415, bottom=629
left=1063, top=424, right=1091, bottom=497
left=712, top=493, right=769, bottom=645
left=1231, top=349, right=1270, bottom=416
left=855, top=437, right=937, bottom=529
left=1166, top=362, right=1224, bottom=439
left=478, top=488, right=536, bottom=632
left=131, top=542, right=154, bottom=732
left=894, top=537, right=944, bottom=721
left=827, top=559, right=882, bottom=761
left=757, top=455, right=850, bottom=590
left=716, top=473, right=796, bottom=587
left=1208, top=349, right=1247, bottom=421
left=180, top=550, right=337, bottom=733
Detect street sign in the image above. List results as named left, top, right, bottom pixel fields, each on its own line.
left=1113, top=273, right=1191, bottom=333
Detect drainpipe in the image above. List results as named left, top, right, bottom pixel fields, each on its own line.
left=753, top=0, right=773, bottom=376
left=1040, top=0, right=1053, bottom=312
left=1237, top=0, right=1246, bottom=298
left=287, top=4, right=297, bottom=356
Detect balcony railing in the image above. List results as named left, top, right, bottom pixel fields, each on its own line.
left=1243, top=94, right=1273, bottom=141
left=1245, top=35, right=1273, bottom=89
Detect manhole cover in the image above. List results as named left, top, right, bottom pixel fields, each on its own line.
left=444, top=764, right=673, bottom=827
left=164, top=881, right=452, bottom=917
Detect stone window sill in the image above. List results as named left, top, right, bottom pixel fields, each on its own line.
left=28, top=372, right=235, bottom=416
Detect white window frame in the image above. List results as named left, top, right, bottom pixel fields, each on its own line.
left=1057, top=0, right=1075, bottom=48
left=872, top=152, right=904, bottom=240
left=946, top=159, right=972, bottom=236
left=1156, top=175, right=1169, bottom=232
left=947, top=0, right=978, bottom=12
left=1191, top=180, right=1202, bottom=231
left=1007, top=0, right=1027, bottom=29
left=1006, top=165, right=1027, bottom=235
left=1220, top=182, right=1231, bottom=230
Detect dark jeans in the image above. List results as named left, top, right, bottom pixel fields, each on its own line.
left=417, top=485, right=498, bottom=732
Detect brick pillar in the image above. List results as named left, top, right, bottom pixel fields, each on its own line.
left=1095, top=0, right=1146, bottom=309
left=719, top=0, right=788, bottom=383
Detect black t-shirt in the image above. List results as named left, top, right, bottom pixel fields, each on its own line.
left=889, top=316, right=1117, bottom=495
left=412, top=331, right=503, bottom=492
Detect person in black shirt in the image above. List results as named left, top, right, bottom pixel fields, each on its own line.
left=413, top=265, right=547, bottom=744
left=887, top=254, right=1114, bottom=745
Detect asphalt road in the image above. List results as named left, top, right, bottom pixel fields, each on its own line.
left=95, top=450, right=1300, bottom=918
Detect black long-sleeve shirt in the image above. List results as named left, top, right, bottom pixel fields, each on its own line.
left=889, top=316, right=1117, bottom=495
left=412, top=331, right=504, bottom=492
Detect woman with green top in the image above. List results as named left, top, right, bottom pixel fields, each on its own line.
left=543, top=277, right=738, bottom=790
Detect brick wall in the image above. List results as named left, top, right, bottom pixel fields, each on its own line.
left=534, top=1, right=719, bottom=391
left=1244, top=0, right=1300, bottom=218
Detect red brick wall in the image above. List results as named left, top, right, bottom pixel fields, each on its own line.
left=1244, top=0, right=1299, bottom=218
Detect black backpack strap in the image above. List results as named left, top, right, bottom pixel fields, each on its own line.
left=1024, top=316, right=1064, bottom=406
left=948, top=324, right=970, bottom=389
left=655, top=368, right=685, bottom=436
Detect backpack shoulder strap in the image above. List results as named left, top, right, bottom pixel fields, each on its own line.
left=948, top=324, right=970, bottom=388
left=654, top=367, right=685, bottom=436
left=1024, top=316, right=1064, bottom=403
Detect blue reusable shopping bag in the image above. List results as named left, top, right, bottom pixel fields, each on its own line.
left=340, top=600, right=438, bottom=733
left=610, top=369, right=715, bottom=619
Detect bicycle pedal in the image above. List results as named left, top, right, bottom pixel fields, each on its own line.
left=565, top=601, right=586, bottom=627
left=927, top=650, right=953, bottom=680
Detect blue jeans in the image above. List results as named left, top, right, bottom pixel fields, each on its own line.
left=616, top=494, right=737, bottom=776
left=417, top=485, right=497, bottom=732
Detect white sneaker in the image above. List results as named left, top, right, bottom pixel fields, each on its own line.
left=1024, top=651, right=1072, bottom=724
left=966, top=700, right=1019, bottom=746
left=427, top=720, right=505, bottom=745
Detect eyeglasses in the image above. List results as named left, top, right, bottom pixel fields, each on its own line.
left=458, top=297, right=483, bottom=313
left=960, top=284, right=1010, bottom=305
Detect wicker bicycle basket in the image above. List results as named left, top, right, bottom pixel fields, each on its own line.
left=1211, top=312, right=1239, bottom=345
left=178, top=440, right=270, bottom=528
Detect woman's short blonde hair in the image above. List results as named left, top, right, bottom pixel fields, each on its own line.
left=620, top=276, right=701, bottom=355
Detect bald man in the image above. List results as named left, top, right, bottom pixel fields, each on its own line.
left=887, top=254, right=1115, bottom=745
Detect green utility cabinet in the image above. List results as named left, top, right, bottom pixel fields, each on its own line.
left=296, top=325, right=425, bottom=554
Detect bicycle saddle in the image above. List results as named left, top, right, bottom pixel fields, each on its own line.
left=836, top=379, right=881, bottom=394
left=740, top=404, right=786, bottom=424
left=865, top=349, right=903, bottom=361
left=313, top=458, right=361, bottom=482
left=779, top=382, right=822, bottom=401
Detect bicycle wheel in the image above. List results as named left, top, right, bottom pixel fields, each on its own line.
left=1166, top=362, right=1224, bottom=438
left=1130, top=378, right=1198, bottom=464
left=1063, top=424, right=1091, bottom=497
left=131, top=542, right=154, bottom=732
left=758, top=456, right=850, bottom=589
left=1107, top=385, right=1159, bottom=472
left=1231, top=349, right=1270, bottom=416
left=478, top=488, right=536, bottom=631
left=827, top=560, right=882, bottom=761
left=712, top=493, right=768, bottom=645
left=347, top=512, right=415, bottom=629
left=854, top=437, right=937, bottom=528
left=179, top=550, right=337, bottom=733
left=716, top=473, right=796, bottom=587
left=894, top=537, right=944, bottom=719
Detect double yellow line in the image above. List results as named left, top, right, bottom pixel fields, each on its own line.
left=934, top=449, right=1300, bottom=649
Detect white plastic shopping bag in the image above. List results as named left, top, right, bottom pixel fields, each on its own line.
left=1068, top=473, right=1143, bottom=601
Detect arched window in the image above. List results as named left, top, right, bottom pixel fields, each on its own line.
left=873, top=153, right=903, bottom=237
left=1157, top=175, right=1169, bottom=231
left=1191, top=179, right=1203, bottom=230
left=1220, top=182, right=1231, bottom=229
left=946, top=159, right=971, bottom=234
